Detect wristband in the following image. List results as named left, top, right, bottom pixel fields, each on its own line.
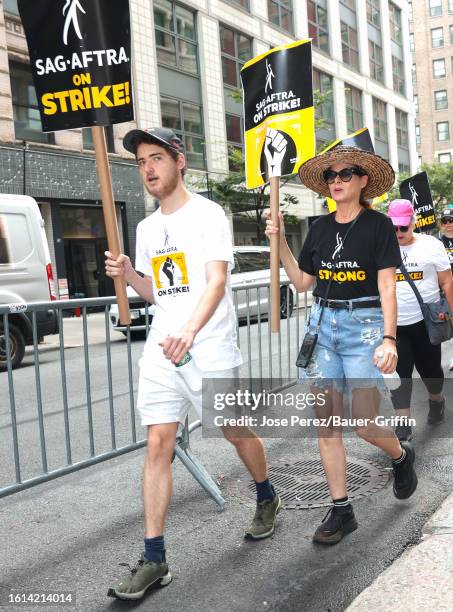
left=382, top=335, right=397, bottom=343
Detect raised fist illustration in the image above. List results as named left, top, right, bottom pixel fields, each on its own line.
left=264, top=128, right=287, bottom=178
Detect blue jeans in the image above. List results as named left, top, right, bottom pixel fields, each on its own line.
left=299, top=297, right=385, bottom=393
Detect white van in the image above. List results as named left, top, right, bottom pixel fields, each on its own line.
left=0, top=195, right=58, bottom=370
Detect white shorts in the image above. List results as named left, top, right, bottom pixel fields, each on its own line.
left=137, top=364, right=237, bottom=427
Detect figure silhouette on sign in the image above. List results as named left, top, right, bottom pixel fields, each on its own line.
left=63, top=0, right=86, bottom=46
left=162, top=257, right=175, bottom=286
left=409, top=183, right=419, bottom=208
left=265, top=59, right=275, bottom=94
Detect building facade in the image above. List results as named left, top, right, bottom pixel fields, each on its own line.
left=410, top=0, right=453, bottom=165
left=0, top=0, right=416, bottom=298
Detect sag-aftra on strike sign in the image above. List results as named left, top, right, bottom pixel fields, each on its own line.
left=18, top=0, right=133, bottom=132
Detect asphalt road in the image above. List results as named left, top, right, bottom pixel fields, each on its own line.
left=1, top=315, right=453, bottom=611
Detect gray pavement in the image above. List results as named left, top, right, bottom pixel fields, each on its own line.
left=1, top=315, right=453, bottom=611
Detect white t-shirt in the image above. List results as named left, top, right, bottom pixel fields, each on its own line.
left=396, top=234, right=450, bottom=326
left=135, top=193, right=242, bottom=372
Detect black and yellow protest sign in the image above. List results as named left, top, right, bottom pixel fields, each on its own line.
left=322, top=127, right=374, bottom=155
left=400, top=172, right=437, bottom=232
left=240, top=40, right=314, bottom=189
left=322, top=128, right=387, bottom=211
left=18, top=0, right=133, bottom=132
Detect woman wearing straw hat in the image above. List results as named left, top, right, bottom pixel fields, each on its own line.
left=266, top=146, right=418, bottom=545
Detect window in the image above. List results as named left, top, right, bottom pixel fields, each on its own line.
left=412, top=63, right=417, bottom=85
left=9, top=62, right=55, bottom=144
left=433, top=58, right=446, bottom=78
left=439, top=152, right=452, bottom=163
left=435, top=90, right=448, bottom=110
left=409, top=33, right=415, bottom=52
left=220, top=26, right=252, bottom=89
left=408, top=1, right=413, bottom=20
left=83, top=127, right=115, bottom=153
left=307, top=1, right=329, bottom=53
left=230, top=0, right=250, bottom=10
left=225, top=114, right=243, bottom=171
left=366, top=0, right=380, bottom=27
left=373, top=98, right=387, bottom=142
left=268, top=0, right=293, bottom=34
left=313, top=69, right=335, bottom=145
left=437, top=121, right=450, bottom=141
left=414, top=94, right=418, bottom=113
left=398, top=162, right=410, bottom=174
left=395, top=109, right=408, bottom=147
left=431, top=27, right=444, bottom=48
left=450, top=0, right=453, bottom=13
left=389, top=3, right=402, bottom=45
left=345, top=85, right=362, bottom=133
left=369, top=41, right=384, bottom=83
left=450, top=25, right=453, bottom=43
left=341, top=22, right=359, bottom=70
left=430, top=0, right=442, bottom=17
left=415, top=125, right=421, bottom=145
left=161, top=98, right=206, bottom=169
left=154, top=0, right=198, bottom=74
left=392, top=56, right=405, bottom=95
left=4, top=0, right=19, bottom=15
left=340, top=0, right=355, bottom=8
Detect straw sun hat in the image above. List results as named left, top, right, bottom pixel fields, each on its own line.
left=298, top=145, right=395, bottom=199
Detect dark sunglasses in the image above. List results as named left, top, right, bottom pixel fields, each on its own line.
left=441, top=216, right=453, bottom=224
left=323, top=167, right=365, bottom=184
left=394, top=225, right=410, bottom=233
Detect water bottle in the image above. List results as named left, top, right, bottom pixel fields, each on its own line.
left=376, top=351, right=401, bottom=390
left=175, top=352, right=202, bottom=393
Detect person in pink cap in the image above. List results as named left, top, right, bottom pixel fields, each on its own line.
left=387, top=199, right=453, bottom=440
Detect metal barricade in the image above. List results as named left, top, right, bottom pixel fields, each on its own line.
left=0, top=285, right=310, bottom=502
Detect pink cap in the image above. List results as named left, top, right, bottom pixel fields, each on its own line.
left=387, top=199, right=414, bottom=226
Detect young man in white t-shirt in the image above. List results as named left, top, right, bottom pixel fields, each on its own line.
left=387, top=200, right=453, bottom=441
left=105, top=127, right=280, bottom=601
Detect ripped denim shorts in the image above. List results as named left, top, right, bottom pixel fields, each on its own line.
left=299, top=296, right=385, bottom=393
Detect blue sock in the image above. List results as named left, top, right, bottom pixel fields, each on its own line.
left=255, top=478, right=275, bottom=503
left=144, top=536, right=165, bottom=563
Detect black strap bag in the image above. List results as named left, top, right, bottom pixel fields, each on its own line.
left=399, top=261, right=453, bottom=345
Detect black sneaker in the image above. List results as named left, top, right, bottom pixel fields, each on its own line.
left=312, top=506, right=358, bottom=545
left=427, top=398, right=445, bottom=425
left=393, top=441, right=418, bottom=500
left=395, top=424, right=413, bottom=441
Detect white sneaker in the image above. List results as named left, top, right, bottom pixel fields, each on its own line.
left=449, top=358, right=453, bottom=371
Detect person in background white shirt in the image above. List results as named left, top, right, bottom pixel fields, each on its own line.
left=438, top=207, right=453, bottom=371
left=387, top=200, right=453, bottom=441
left=104, top=127, right=280, bottom=601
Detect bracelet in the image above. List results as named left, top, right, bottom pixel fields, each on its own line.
left=382, top=335, right=397, bottom=342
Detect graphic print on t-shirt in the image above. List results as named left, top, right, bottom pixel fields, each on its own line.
left=317, top=231, right=367, bottom=283
left=396, top=250, right=424, bottom=282
left=151, top=252, right=189, bottom=296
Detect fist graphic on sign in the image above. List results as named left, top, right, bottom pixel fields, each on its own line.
left=264, top=128, right=287, bottom=178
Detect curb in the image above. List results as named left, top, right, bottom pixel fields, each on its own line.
left=346, top=491, right=453, bottom=611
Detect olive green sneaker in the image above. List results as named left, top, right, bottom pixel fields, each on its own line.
left=245, top=495, right=282, bottom=540
left=107, top=553, right=172, bottom=601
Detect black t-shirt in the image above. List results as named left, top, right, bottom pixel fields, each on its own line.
left=441, top=235, right=453, bottom=270
left=298, top=208, right=401, bottom=299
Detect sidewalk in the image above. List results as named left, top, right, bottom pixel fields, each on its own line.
left=347, top=492, right=453, bottom=611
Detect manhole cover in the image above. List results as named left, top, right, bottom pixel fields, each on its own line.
left=225, top=457, right=390, bottom=509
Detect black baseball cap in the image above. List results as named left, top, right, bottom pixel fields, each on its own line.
left=123, top=127, right=185, bottom=155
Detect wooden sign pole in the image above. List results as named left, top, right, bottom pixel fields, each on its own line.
left=269, top=175, right=280, bottom=333
left=92, top=126, right=131, bottom=325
